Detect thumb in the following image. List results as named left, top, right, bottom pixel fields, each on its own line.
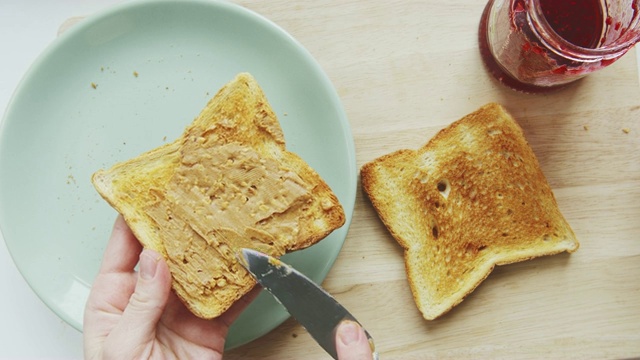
left=108, top=249, right=172, bottom=353
left=335, top=320, right=375, bottom=360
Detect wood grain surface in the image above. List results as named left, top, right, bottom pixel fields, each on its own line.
left=222, top=1, right=640, bottom=359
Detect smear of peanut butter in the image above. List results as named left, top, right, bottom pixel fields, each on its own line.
left=146, top=139, right=311, bottom=302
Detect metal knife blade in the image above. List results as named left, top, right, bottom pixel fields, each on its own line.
left=237, top=248, right=378, bottom=360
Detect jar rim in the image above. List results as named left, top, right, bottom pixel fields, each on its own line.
left=527, top=0, right=640, bottom=60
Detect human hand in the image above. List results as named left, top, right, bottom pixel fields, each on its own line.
left=335, top=320, right=376, bottom=360
left=83, top=216, right=258, bottom=359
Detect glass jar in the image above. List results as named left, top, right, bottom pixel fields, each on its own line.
left=479, top=0, right=640, bottom=92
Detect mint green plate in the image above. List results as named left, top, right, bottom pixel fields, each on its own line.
left=0, top=0, right=355, bottom=350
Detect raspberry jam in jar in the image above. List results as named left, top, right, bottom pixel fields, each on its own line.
left=479, top=0, right=640, bottom=92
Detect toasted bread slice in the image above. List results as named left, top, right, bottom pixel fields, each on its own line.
left=361, top=103, right=578, bottom=320
left=92, top=73, right=345, bottom=319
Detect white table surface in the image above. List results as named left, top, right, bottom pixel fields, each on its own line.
left=2, top=1, right=640, bottom=359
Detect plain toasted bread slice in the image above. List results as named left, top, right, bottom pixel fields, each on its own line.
left=361, top=103, right=578, bottom=320
left=92, top=73, right=345, bottom=319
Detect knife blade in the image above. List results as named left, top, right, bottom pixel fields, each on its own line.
left=237, top=248, right=378, bottom=360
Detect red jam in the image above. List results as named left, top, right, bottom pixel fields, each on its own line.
left=539, top=0, right=604, bottom=49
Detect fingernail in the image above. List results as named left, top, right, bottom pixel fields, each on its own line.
left=338, top=321, right=361, bottom=346
left=139, top=251, right=158, bottom=280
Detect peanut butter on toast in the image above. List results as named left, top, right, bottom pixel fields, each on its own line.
left=92, top=73, right=345, bottom=319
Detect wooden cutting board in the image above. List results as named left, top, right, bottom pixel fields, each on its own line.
left=224, top=1, right=640, bottom=359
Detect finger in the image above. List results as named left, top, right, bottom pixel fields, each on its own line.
left=335, top=320, right=374, bottom=360
left=103, top=249, right=172, bottom=356
left=100, top=215, right=143, bottom=274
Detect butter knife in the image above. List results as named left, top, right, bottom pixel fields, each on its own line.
left=237, top=248, right=378, bottom=360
